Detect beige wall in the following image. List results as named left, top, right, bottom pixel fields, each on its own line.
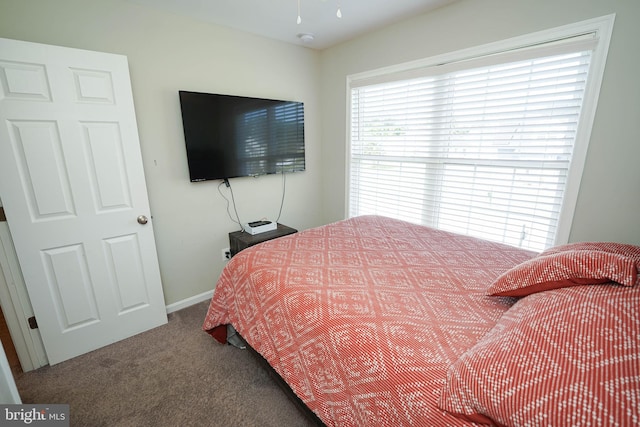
left=0, top=0, right=323, bottom=305
left=320, top=0, right=640, bottom=245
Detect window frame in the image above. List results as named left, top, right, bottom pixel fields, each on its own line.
left=345, top=14, right=615, bottom=248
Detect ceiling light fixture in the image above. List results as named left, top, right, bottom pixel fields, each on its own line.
left=297, top=33, right=315, bottom=43
left=296, top=0, right=343, bottom=24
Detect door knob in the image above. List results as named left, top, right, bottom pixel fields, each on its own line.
left=137, top=215, right=148, bottom=225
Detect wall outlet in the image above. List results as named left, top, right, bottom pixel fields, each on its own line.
left=221, top=247, right=231, bottom=261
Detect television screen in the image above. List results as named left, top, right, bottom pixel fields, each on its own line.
left=179, top=91, right=305, bottom=182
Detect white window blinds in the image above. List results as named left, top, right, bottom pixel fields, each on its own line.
left=349, top=38, right=598, bottom=252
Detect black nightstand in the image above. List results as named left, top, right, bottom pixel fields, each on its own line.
left=229, top=223, right=297, bottom=257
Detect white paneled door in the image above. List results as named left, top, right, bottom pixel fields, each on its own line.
left=0, top=38, right=167, bottom=364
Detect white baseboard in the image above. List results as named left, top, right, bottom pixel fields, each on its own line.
left=165, top=290, right=214, bottom=314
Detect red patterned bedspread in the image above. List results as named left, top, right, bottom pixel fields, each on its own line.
left=203, top=216, right=535, bottom=426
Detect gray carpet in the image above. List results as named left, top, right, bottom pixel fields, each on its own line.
left=14, top=301, right=317, bottom=427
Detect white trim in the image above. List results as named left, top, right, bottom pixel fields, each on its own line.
left=344, top=77, right=353, bottom=219
left=346, top=14, right=616, bottom=246
left=165, top=289, right=213, bottom=314
left=554, top=14, right=615, bottom=244
left=0, top=344, right=20, bottom=404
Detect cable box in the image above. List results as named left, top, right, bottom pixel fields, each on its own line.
left=244, top=220, right=277, bottom=235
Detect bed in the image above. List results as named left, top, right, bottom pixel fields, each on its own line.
left=202, top=215, right=640, bottom=426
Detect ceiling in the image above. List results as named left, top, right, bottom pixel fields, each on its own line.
left=127, top=0, right=457, bottom=50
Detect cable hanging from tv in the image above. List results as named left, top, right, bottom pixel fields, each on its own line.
left=217, top=171, right=289, bottom=233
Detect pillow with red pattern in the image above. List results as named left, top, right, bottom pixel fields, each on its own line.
left=439, top=285, right=640, bottom=426
left=540, top=241, right=640, bottom=259
left=488, top=242, right=640, bottom=297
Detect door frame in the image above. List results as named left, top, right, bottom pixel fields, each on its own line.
left=0, top=207, right=48, bottom=372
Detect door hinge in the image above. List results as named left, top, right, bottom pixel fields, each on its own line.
left=28, top=316, right=38, bottom=330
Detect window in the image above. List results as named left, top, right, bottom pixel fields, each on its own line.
left=348, top=16, right=614, bottom=252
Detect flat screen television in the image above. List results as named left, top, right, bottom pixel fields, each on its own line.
left=179, top=90, right=305, bottom=182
